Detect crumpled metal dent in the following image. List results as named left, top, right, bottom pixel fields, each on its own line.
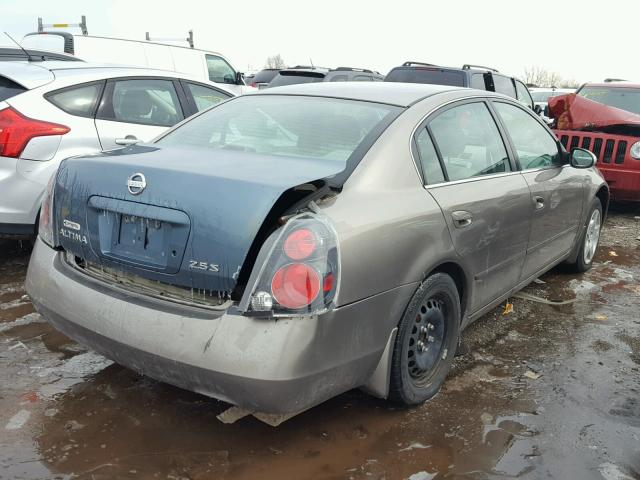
left=549, top=93, right=640, bottom=136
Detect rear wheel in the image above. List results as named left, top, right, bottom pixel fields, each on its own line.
left=389, top=273, right=460, bottom=405
left=568, top=198, right=602, bottom=273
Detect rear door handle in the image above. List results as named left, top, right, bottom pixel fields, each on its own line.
left=115, top=135, right=139, bottom=146
left=451, top=210, right=473, bottom=228
left=533, top=195, right=545, bottom=210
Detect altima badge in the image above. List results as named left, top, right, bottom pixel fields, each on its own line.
left=127, top=173, right=146, bottom=195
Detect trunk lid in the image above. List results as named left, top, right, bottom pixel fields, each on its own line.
left=54, top=145, right=343, bottom=295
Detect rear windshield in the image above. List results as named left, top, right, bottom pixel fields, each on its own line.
left=268, top=71, right=326, bottom=87
left=0, top=76, right=26, bottom=101
left=385, top=67, right=465, bottom=87
left=252, top=69, right=279, bottom=84
left=157, top=95, right=401, bottom=181
left=578, top=86, right=640, bottom=115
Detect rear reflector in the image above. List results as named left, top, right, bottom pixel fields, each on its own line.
left=0, top=107, right=70, bottom=158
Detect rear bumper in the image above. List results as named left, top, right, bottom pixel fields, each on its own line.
left=0, top=156, right=47, bottom=228
left=26, top=239, right=414, bottom=414
left=0, top=222, right=35, bottom=237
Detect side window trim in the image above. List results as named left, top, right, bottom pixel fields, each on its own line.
left=412, top=126, right=449, bottom=185
left=44, top=80, right=106, bottom=119
left=96, top=76, right=186, bottom=126
left=489, top=99, right=563, bottom=172
left=425, top=124, right=449, bottom=183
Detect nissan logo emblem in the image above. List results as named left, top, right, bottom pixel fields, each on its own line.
left=127, top=173, right=146, bottom=195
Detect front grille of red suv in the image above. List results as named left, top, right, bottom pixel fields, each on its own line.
left=559, top=132, right=628, bottom=164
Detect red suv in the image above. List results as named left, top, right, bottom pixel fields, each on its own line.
left=549, top=82, right=640, bottom=201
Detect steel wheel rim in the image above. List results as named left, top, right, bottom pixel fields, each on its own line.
left=407, top=296, right=447, bottom=385
left=583, top=208, right=601, bottom=264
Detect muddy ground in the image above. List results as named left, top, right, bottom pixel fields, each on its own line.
left=1, top=207, right=639, bottom=480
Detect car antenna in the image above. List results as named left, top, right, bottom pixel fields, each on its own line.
left=310, top=58, right=314, bottom=69
left=4, top=32, right=37, bottom=62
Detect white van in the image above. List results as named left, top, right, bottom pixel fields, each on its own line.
left=21, top=31, right=251, bottom=95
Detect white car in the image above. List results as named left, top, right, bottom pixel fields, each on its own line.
left=21, top=31, right=253, bottom=96
left=0, top=61, right=234, bottom=237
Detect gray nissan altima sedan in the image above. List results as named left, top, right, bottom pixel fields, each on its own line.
left=26, top=82, right=608, bottom=416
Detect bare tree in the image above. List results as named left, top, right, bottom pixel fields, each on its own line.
left=264, top=54, right=286, bottom=70
left=523, top=66, right=566, bottom=88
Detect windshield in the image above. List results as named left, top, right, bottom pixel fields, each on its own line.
left=252, top=70, right=279, bottom=84
left=577, top=86, right=640, bottom=115
left=385, top=68, right=465, bottom=87
left=268, top=72, right=326, bottom=87
left=157, top=95, right=401, bottom=170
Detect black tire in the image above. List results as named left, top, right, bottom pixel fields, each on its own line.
left=567, top=198, right=603, bottom=273
left=388, top=273, right=461, bottom=405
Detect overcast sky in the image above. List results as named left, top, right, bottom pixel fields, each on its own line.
left=0, top=0, right=636, bottom=83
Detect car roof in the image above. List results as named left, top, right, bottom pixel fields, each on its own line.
left=258, top=81, right=468, bottom=107
left=0, top=60, right=228, bottom=89
left=584, top=82, right=640, bottom=89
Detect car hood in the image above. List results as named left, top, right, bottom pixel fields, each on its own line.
left=549, top=93, right=640, bottom=136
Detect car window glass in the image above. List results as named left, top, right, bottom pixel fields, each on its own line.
left=416, top=128, right=445, bottom=184
left=0, top=76, right=27, bottom=102
left=429, top=102, right=510, bottom=181
left=107, top=79, right=183, bottom=127
left=329, top=74, right=349, bottom=82
left=492, top=75, right=516, bottom=98
left=515, top=80, right=533, bottom=108
left=494, top=102, right=561, bottom=169
left=354, top=75, right=373, bottom=81
left=470, top=73, right=485, bottom=90
left=385, top=68, right=465, bottom=86
left=158, top=95, right=400, bottom=166
left=185, top=83, right=230, bottom=111
left=47, top=83, right=101, bottom=117
left=206, top=55, right=236, bottom=84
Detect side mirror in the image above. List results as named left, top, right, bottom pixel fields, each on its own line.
left=570, top=148, right=596, bottom=168
left=236, top=71, right=245, bottom=85
left=533, top=104, right=542, bottom=115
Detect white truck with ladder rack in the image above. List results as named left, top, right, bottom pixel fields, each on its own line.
left=21, top=16, right=252, bottom=95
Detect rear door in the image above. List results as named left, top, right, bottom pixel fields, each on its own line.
left=414, top=100, right=532, bottom=313
left=95, top=77, right=186, bottom=150
left=491, top=100, right=585, bottom=279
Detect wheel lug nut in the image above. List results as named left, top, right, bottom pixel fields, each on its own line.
left=428, top=323, right=435, bottom=330
left=420, top=326, right=427, bottom=334
left=428, top=335, right=435, bottom=343
left=417, top=340, right=424, bottom=352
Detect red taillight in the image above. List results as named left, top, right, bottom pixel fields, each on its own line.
left=0, top=107, right=70, bottom=158
left=283, top=228, right=317, bottom=260
left=271, top=263, right=320, bottom=309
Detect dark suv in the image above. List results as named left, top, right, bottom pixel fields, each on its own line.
left=268, top=67, right=384, bottom=88
left=385, top=61, right=534, bottom=109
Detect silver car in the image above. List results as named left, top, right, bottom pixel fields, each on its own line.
left=0, top=61, right=234, bottom=237
left=26, top=82, right=608, bottom=417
